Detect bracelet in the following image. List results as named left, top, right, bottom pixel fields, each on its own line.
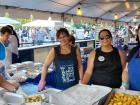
left=122, top=81, right=129, bottom=86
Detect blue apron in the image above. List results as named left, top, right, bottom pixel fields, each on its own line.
left=128, top=49, right=140, bottom=91
left=54, top=46, right=79, bottom=90
left=0, top=42, right=6, bottom=60
left=0, top=42, right=10, bottom=80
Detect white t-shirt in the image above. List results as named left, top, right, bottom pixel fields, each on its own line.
left=9, top=35, right=18, bottom=55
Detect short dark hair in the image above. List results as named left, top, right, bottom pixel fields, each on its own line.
left=69, top=35, right=75, bottom=45
left=56, top=28, right=70, bottom=39
left=6, top=25, right=13, bottom=30
left=6, top=25, right=14, bottom=35
left=0, top=26, right=12, bottom=35
left=99, top=29, right=112, bottom=39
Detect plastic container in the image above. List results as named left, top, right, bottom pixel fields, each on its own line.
left=0, top=97, right=6, bottom=105
left=26, top=102, right=41, bottom=105
left=34, top=62, right=43, bottom=67
left=3, top=92, right=24, bottom=105
left=49, top=84, right=112, bottom=105
left=0, top=87, right=7, bottom=95
left=22, top=61, right=34, bottom=67
left=39, top=88, right=61, bottom=99
left=13, top=70, right=27, bottom=77
left=10, top=63, right=25, bottom=69
left=104, top=89, right=140, bottom=105
left=7, top=68, right=17, bottom=73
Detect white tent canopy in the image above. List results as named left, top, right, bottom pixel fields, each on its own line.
left=1, top=0, right=140, bottom=22
left=0, top=17, right=20, bottom=25
left=22, top=20, right=63, bottom=27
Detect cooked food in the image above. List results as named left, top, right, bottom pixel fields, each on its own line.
left=108, top=93, right=140, bottom=105
left=12, top=76, right=27, bottom=82
left=25, top=95, right=43, bottom=103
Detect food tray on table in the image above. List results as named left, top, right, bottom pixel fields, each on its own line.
left=9, top=63, right=26, bottom=69
left=49, top=84, right=112, bottom=105
left=12, top=76, right=27, bottom=83
left=26, top=70, right=40, bottom=79
left=105, top=89, right=140, bottom=105
left=20, top=83, right=61, bottom=105
left=11, top=70, right=28, bottom=83
left=25, top=94, right=45, bottom=105
left=21, top=61, right=34, bottom=67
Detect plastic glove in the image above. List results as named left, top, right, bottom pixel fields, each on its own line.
left=0, top=97, right=6, bottom=105
left=79, top=80, right=82, bottom=85
left=38, top=80, right=46, bottom=92
left=120, top=82, right=129, bottom=90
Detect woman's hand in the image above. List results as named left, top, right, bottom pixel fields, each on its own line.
left=38, top=80, right=46, bottom=92
left=0, top=75, right=18, bottom=92
left=120, top=82, right=129, bottom=90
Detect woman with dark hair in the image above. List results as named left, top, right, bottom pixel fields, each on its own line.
left=82, top=29, right=126, bottom=88
left=0, top=26, right=12, bottom=80
left=7, top=25, right=20, bottom=63
left=0, top=26, right=18, bottom=91
left=38, top=28, right=83, bottom=91
left=121, top=25, right=140, bottom=91
left=69, top=35, right=76, bottom=45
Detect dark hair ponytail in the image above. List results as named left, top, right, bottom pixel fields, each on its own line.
left=6, top=25, right=20, bottom=47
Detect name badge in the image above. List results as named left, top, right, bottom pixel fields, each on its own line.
left=98, top=56, right=105, bottom=62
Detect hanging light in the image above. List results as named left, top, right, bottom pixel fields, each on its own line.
left=80, top=19, right=83, bottom=24
left=114, top=14, right=118, bottom=20
left=30, top=14, right=34, bottom=21
left=76, top=6, right=82, bottom=16
left=4, top=12, right=10, bottom=17
left=132, top=16, right=137, bottom=22
left=125, top=0, right=130, bottom=9
left=48, top=16, right=52, bottom=21
left=71, top=18, right=73, bottom=23
left=71, top=18, right=74, bottom=25
left=48, top=12, right=52, bottom=21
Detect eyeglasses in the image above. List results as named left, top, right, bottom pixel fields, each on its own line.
left=99, top=35, right=111, bottom=40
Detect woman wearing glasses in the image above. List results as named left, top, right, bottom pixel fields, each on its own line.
left=121, top=25, right=140, bottom=91
left=82, top=29, right=126, bottom=88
